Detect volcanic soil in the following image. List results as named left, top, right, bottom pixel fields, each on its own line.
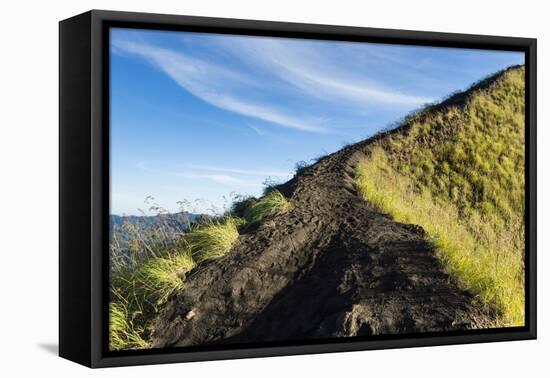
left=151, top=138, right=492, bottom=348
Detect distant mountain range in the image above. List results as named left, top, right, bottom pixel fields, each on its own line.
left=110, top=212, right=198, bottom=228
left=110, top=212, right=199, bottom=245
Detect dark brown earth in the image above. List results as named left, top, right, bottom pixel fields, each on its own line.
left=151, top=138, right=492, bottom=348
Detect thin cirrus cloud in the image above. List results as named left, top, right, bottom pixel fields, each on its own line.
left=182, top=164, right=291, bottom=178
left=136, top=162, right=289, bottom=187
left=212, top=37, right=435, bottom=107
left=112, top=39, right=330, bottom=133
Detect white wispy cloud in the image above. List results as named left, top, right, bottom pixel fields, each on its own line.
left=112, top=40, right=329, bottom=133
left=182, top=164, right=290, bottom=178
left=135, top=162, right=287, bottom=188
left=215, top=38, right=434, bottom=107
left=203, top=174, right=243, bottom=185
left=282, top=64, right=434, bottom=106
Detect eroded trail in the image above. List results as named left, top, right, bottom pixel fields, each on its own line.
left=152, top=141, right=491, bottom=348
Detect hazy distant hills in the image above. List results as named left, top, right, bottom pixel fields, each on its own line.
left=110, top=212, right=198, bottom=245
left=110, top=212, right=198, bottom=229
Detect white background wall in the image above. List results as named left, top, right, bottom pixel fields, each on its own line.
left=0, top=0, right=546, bottom=376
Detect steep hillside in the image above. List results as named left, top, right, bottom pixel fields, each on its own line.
left=110, top=66, right=525, bottom=350
left=356, top=66, right=525, bottom=325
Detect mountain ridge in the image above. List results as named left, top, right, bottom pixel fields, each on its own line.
left=149, top=65, right=526, bottom=346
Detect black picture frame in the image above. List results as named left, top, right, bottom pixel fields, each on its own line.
left=59, top=9, right=537, bottom=368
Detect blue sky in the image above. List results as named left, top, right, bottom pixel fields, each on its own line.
left=110, top=28, right=524, bottom=215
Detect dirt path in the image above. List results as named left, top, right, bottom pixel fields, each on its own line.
left=151, top=140, right=492, bottom=348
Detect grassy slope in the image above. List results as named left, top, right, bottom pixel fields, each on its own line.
left=356, top=66, right=525, bottom=326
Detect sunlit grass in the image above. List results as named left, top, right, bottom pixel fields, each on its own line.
left=186, top=216, right=243, bottom=263
left=109, top=301, right=150, bottom=351
left=355, top=66, right=525, bottom=326
left=243, top=189, right=293, bottom=225
left=357, top=139, right=524, bottom=326
left=108, top=190, right=294, bottom=350
left=109, top=247, right=196, bottom=350
left=126, top=250, right=195, bottom=305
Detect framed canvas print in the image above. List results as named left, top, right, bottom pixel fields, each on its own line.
left=59, top=10, right=537, bottom=368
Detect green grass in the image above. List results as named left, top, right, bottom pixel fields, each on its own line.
left=187, top=216, right=242, bottom=263
left=242, top=189, right=293, bottom=225
left=355, top=66, right=525, bottom=326
left=109, top=301, right=150, bottom=351
left=127, top=250, right=195, bottom=305
left=230, top=195, right=259, bottom=219
left=109, top=216, right=241, bottom=350
left=109, top=248, right=195, bottom=350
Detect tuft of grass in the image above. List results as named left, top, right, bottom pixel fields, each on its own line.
left=128, top=250, right=195, bottom=306
left=109, top=301, right=150, bottom=351
left=230, top=195, right=258, bottom=219
left=243, top=189, right=293, bottom=225
left=187, top=217, right=242, bottom=263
